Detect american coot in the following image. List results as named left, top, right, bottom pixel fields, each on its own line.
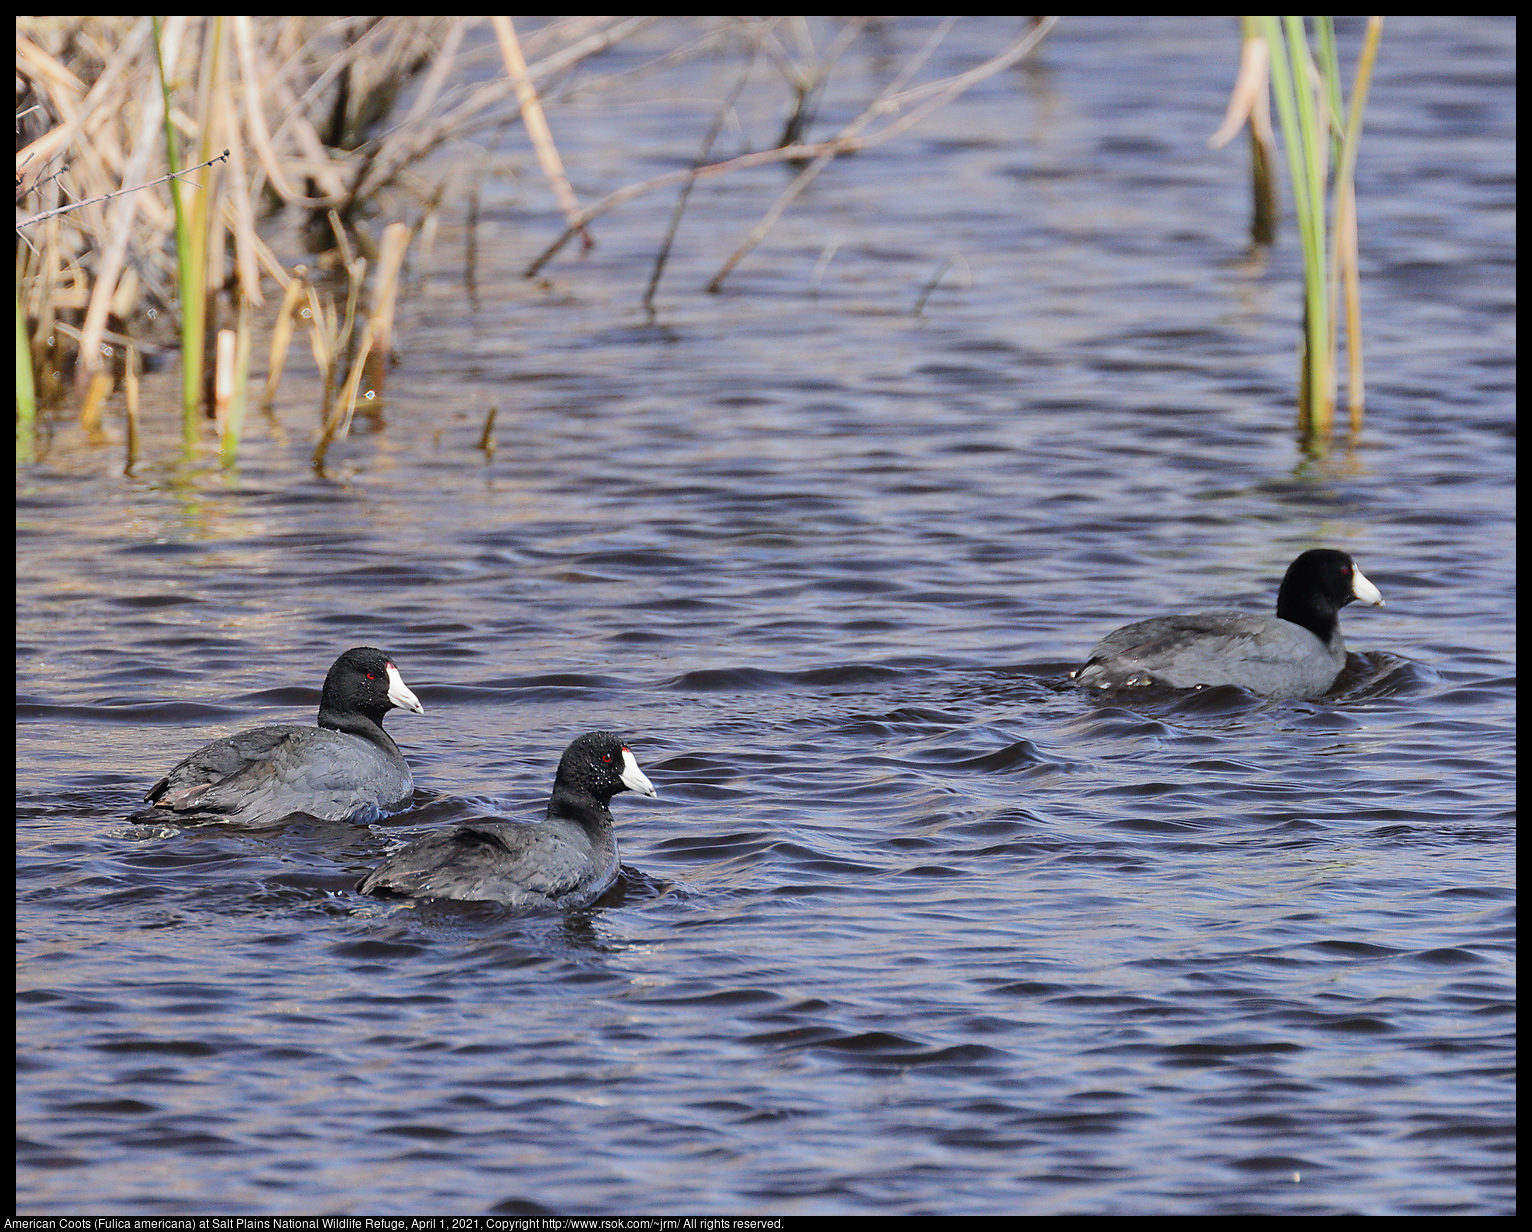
left=133, top=647, right=424, bottom=827
left=1073, top=549, right=1384, bottom=700
left=357, top=731, right=657, bottom=909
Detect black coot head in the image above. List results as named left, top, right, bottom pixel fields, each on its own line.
left=555, top=731, right=658, bottom=803
left=1276, top=550, right=1384, bottom=636
left=320, top=647, right=424, bottom=728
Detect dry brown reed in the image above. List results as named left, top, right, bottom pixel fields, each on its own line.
left=1209, top=20, right=1279, bottom=246
left=525, top=17, right=1059, bottom=283
left=16, top=17, right=1061, bottom=467
left=492, top=16, right=592, bottom=253
left=478, top=406, right=499, bottom=457
left=16, top=16, right=667, bottom=464
left=123, top=344, right=140, bottom=469
left=259, top=270, right=310, bottom=415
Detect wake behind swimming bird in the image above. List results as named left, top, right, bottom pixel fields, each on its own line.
left=1074, top=549, right=1384, bottom=700
left=133, top=646, right=424, bottom=827
left=358, top=731, right=657, bottom=909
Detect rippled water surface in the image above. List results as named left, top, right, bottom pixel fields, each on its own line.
left=16, top=17, right=1513, bottom=1216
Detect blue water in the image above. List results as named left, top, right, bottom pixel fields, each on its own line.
left=16, top=16, right=1514, bottom=1215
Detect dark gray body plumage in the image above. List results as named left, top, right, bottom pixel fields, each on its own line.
left=1077, top=610, right=1346, bottom=700
left=133, top=647, right=423, bottom=827
left=139, top=724, right=414, bottom=824
left=358, top=731, right=656, bottom=909
left=1074, top=549, right=1384, bottom=701
left=358, top=814, right=620, bottom=910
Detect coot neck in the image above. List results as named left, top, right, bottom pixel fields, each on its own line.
left=547, top=786, right=616, bottom=837
left=317, top=706, right=399, bottom=753
left=1275, top=587, right=1341, bottom=648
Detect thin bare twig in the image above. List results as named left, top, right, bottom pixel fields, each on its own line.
left=16, top=150, right=231, bottom=228
left=642, top=44, right=760, bottom=311
left=552, top=23, right=730, bottom=103
left=526, top=17, right=1059, bottom=279
left=352, top=16, right=658, bottom=207
left=707, top=16, right=957, bottom=292
left=760, top=16, right=869, bottom=149
left=23, top=155, right=72, bottom=199
left=912, top=252, right=970, bottom=316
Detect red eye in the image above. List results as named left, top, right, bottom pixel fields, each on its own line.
left=602, top=753, right=612, bottom=762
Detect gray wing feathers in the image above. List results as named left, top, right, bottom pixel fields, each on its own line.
left=359, top=819, right=619, bottom=908
left=143, top=725, right=412, bottom=824
left=1080, top=612, right=1342, bottom=699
